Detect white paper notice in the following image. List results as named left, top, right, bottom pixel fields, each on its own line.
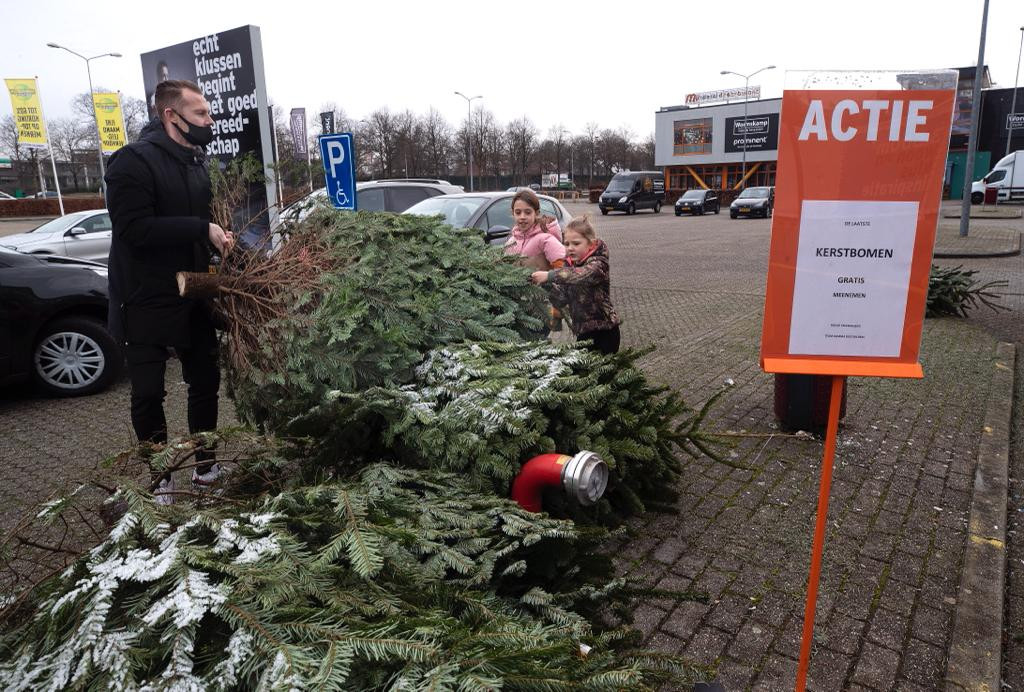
left=788, top=200, right=919, bottom=357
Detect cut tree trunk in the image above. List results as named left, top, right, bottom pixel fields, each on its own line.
left=177, top=271, right=226, bottom=299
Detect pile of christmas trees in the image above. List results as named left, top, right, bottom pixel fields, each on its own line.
left=0, top=207, right=721, bottom=688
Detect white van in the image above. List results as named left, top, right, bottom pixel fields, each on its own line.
left=971, top=151, right=1024, bottom=204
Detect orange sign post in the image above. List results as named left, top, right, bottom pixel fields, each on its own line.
left=759, top=70, right=956, bottom=691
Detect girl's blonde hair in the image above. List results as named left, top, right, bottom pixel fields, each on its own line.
left=565, top=214, right=597, bottom=243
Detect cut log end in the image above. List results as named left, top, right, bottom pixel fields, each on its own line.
left=177, top=271, right=226, bottom=299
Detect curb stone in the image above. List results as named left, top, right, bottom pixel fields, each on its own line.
left=945, top=342, right=1016, bottom=691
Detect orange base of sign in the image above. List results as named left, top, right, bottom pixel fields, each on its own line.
left=761, top=357, right=923, bottom=379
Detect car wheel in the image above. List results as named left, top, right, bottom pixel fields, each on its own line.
left=654, top=201, right=662, bottom=213
left=714, top=204, right=720, bottom=214
left=675, top=211, right=682, bottom=216
left=971, top=192, right=984, bottom=205
left=601, top=208, right=609, bottom=216
left=32, top=317, right=121, bottom=397
left=730, top=212, right=738, bottom=219
left=627, top=202, right=635, bottom=215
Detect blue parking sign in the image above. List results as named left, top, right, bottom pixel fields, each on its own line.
left=319, top=133, right=356, bottom=210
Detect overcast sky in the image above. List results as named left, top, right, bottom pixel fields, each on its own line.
left=3, top=0, right=1023, bottom=139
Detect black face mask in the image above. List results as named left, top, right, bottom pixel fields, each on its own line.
left=171, top=110, right=214, bottom=147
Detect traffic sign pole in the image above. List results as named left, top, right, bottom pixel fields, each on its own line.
left=794, top=375, right=845, bottom=691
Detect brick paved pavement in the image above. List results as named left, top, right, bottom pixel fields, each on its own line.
left=0, top=201, right=1016, bottom=690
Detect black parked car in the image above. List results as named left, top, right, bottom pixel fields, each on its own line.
left=730, top=186, right=775, bottom=219
left=0, top=247, right=121, bottom=396
left=675, top=189, right=720, bottom=216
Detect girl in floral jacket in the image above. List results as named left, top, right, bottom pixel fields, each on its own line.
left=531, top=215, right=621, bottom=355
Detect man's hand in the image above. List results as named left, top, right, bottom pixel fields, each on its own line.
left=208, top=223, right=235, bottom=255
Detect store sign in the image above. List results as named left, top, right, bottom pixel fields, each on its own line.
left=685, top=86, right=760, bottom=105
left=1007, top=112, right=1024, bottom=130
left=724, top=113, right=779, bottom=152
left=761, top=88, right=956, bottom=378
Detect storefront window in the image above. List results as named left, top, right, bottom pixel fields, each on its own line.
left=673, top=118, right=713, bottom=156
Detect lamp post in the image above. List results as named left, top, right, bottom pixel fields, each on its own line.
left=960, top=0, right=990, bottom=238
left=720, top=65, right=775, bottom=190
left=556, top=126, right=573, bottom=189
left=47, top=43, right=121, bottom=198
left=1006, top=26, right=1024, bottom=157
left=454, top=91, right=482, bottom=191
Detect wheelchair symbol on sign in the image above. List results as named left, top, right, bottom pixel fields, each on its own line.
left=335, top=189, right=350, bottom=207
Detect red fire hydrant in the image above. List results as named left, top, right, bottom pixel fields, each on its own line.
left=511, top=451, right=609, bottom=513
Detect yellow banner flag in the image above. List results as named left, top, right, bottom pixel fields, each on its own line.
left=92, top=92, right=126, bottom=153
left=4, top=78, right=47, bottom=147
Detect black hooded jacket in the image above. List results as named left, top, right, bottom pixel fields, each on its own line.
left=105, top=118, right=213, bottom=346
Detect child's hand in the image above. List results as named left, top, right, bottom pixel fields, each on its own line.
left=530, top=271, right=548, bottom=285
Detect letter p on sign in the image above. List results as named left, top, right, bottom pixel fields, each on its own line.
left=318, top=133, right=356, bottom=210
left=326, top=140, right=345, bottom=176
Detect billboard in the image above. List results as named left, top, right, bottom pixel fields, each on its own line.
left=724, top=113, right=779, bottom=153
left=140, top=25, right=278, bottom=244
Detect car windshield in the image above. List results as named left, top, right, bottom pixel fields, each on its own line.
left=606, top=177, right=634, bottom=192
left=26, top=213, right=85, bottom=234
left=738, top=188, right=769, bottom=199
left=682, top=190, right=705, bottom=199
left=405, top=196, right=487, bottom=227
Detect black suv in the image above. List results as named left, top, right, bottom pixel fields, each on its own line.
left=0, top=247, right=121, bottom=396
left=675, top=189, right=720, bottom=216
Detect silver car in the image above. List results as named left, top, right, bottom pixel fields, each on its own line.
left=404, top=192, right=574, bottom=245
left=1, top=209, right=112, bottom=263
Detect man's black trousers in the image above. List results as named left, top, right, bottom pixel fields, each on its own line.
left=126, top=317, right=219, bottom=471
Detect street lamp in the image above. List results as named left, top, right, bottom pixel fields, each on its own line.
left=47, top=43, right=121, bottom=197
left=1006, top=26, right=1024, bottom=157
left=556, top=127, right=573, bottom=188
left=454, top=91, right=482, bottom=191
left=720, top=65, right=775, bottom=190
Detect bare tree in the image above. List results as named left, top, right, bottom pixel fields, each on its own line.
left=0, top=114, right=21, bottom=161
left=49, top=117, right=91, bottom=191
left=505, top=117, right=537, bottom=185
left=364, top=107, right=398, bottom=178
left=122, top=96, right=149, bottom=142
left=421, top=107, right=453, bottom=178
left=393, top=109, right=419, bottom=178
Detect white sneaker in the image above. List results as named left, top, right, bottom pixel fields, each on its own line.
left=155, top=476, right=175, bottom=505
left=191, top=463, right=223, bottom=493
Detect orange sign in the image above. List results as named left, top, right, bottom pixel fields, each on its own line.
left=760, top=88, right=956, bottom=378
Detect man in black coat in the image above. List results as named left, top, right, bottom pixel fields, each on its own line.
left=105, top=79, right=234, bottom=503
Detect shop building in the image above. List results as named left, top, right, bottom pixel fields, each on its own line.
left=655, top=97, right=781, bottom=202
left=655, top=66, right=1024, bottom=202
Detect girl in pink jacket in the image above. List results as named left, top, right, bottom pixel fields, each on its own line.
left=503, top=189, right=565, bottom=271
